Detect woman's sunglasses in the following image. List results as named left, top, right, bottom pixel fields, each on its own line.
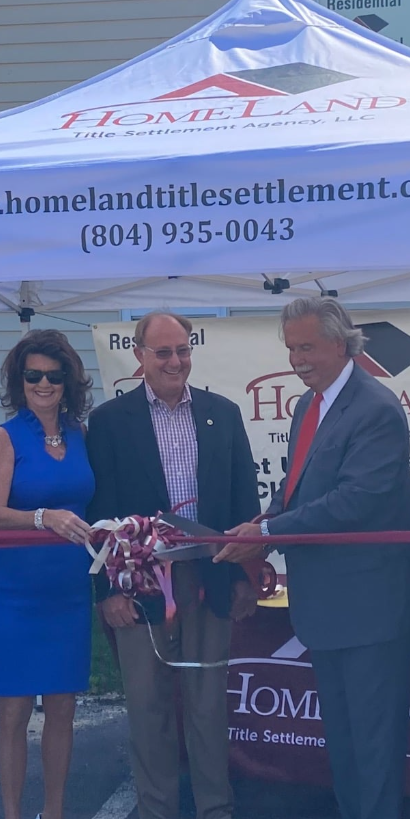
left=23, top=369, right=66, bottom=385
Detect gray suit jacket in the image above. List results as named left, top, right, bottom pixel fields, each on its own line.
left=267, top=363, right=410, bottom=650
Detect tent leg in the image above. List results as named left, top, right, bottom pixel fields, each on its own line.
left=19, top=282, right=34, bottom=334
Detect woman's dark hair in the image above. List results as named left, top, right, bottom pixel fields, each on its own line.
left=1, top=329, right=93, bottom=422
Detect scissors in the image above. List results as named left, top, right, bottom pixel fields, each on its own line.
left=156, top=512, right=277, bottom=600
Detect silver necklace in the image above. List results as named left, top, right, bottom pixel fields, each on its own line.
left=44, top=428, right=63, bottom=448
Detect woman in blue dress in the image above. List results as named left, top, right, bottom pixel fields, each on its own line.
left=0, top=329, right=95, bottom=819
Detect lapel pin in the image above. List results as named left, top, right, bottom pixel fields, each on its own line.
left=207, top=419, right=214, bottom=426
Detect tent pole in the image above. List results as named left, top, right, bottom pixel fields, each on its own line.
left=19, top=281, right=34, bottom=334
left=19, top=307, right=34, bottom=335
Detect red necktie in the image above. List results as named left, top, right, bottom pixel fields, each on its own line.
left=284, top=392, right=323, bottom=508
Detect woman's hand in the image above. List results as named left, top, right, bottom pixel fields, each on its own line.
left=42, top=509, right=92, bottom=544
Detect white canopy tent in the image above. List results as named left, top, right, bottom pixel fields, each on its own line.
left=1, top=0, right=410, bottom=318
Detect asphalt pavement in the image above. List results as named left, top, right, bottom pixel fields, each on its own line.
left=2, top=697, right=410, bottom=819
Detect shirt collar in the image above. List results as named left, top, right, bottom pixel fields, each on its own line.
left=144, top=380, right=192, bottom=407
left=322, top=359, right=354, bottom=408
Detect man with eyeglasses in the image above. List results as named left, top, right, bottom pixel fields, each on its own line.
left=87, top=311, right=260, bottom=819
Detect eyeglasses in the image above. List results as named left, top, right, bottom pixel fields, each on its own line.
left=23, top=369, right=66, bottom=385
left=142, top=345, right=193, bottom=360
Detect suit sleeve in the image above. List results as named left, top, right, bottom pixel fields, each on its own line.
left=230, top=404, right=261, bottom=581
left=86, top=409, right=119, bottom=524
left=266, top=403, right=408, bottom=544
left=86, top=409, right=119, bottom=602
left=266, top=477, right=285, bottom=517
left=230, top=403, right=260, bottom=524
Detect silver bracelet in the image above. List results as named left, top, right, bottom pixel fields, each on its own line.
left=34, top=508, right=46, bottom=530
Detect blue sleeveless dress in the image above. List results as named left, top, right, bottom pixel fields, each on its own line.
left=0, top=408, right=95, bottom=696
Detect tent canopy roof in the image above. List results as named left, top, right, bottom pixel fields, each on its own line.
left=1, top=0, right=410, bottom=312
left=1, top=0, right=410, bottom=166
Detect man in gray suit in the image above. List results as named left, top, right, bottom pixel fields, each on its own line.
left=215, top=297, right=410, bottom=819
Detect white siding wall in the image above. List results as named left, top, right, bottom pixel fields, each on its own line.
left=0, top=0, right=226, bottom=112
left=0, top=310, right=121, bottom=424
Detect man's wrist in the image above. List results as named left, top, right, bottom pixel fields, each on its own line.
left=260, top=519, right=272, bottom=555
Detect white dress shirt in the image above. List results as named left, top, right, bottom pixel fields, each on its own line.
left=318, top=359, right=354, bottom=426
left=145, top=381, right=198, bottom=520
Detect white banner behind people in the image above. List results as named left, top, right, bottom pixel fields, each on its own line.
left=92, top=312, right=410, bottom=512
left=316, top=1, right=410, bottom=48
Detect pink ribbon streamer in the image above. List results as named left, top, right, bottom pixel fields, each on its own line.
left=85, top=514, right=179, bottom=621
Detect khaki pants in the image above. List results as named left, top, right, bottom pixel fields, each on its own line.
left=115, top=562, right=233, bottom=819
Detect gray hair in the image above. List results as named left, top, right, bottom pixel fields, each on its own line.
left=281, top=298, right=366, bottom=357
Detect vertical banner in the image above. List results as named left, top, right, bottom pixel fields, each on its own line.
left=92, top=312, right=410, bottom=512
left=93, top=312, right=410, bottom=785
left=316, top=1, right=410, bottom=47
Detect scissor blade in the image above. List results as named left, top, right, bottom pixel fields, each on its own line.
left=154, top=542, right=220, bottom=561
left=157, top=512, right=278, bottom=599
left=155, top=512, right=221, bottom=561
left=159, top=512, right=221, bottom=537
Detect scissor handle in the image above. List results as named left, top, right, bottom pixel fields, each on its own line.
left=241, top=559, right=277, bottom=599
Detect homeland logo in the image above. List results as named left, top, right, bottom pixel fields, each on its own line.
left=356, top=321, right=410, bottom=378
left=246, top=370, right=302, bottom=422
left=59, top=63, right=406, bottom=130
left=246, top=321, right=410, bottom=426
left=356, top=322, right=410, bottom=415
left=227, top=611, right=332, bottom=783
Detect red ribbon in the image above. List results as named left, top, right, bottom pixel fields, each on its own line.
left=2, top=529, right=410, bottom=547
